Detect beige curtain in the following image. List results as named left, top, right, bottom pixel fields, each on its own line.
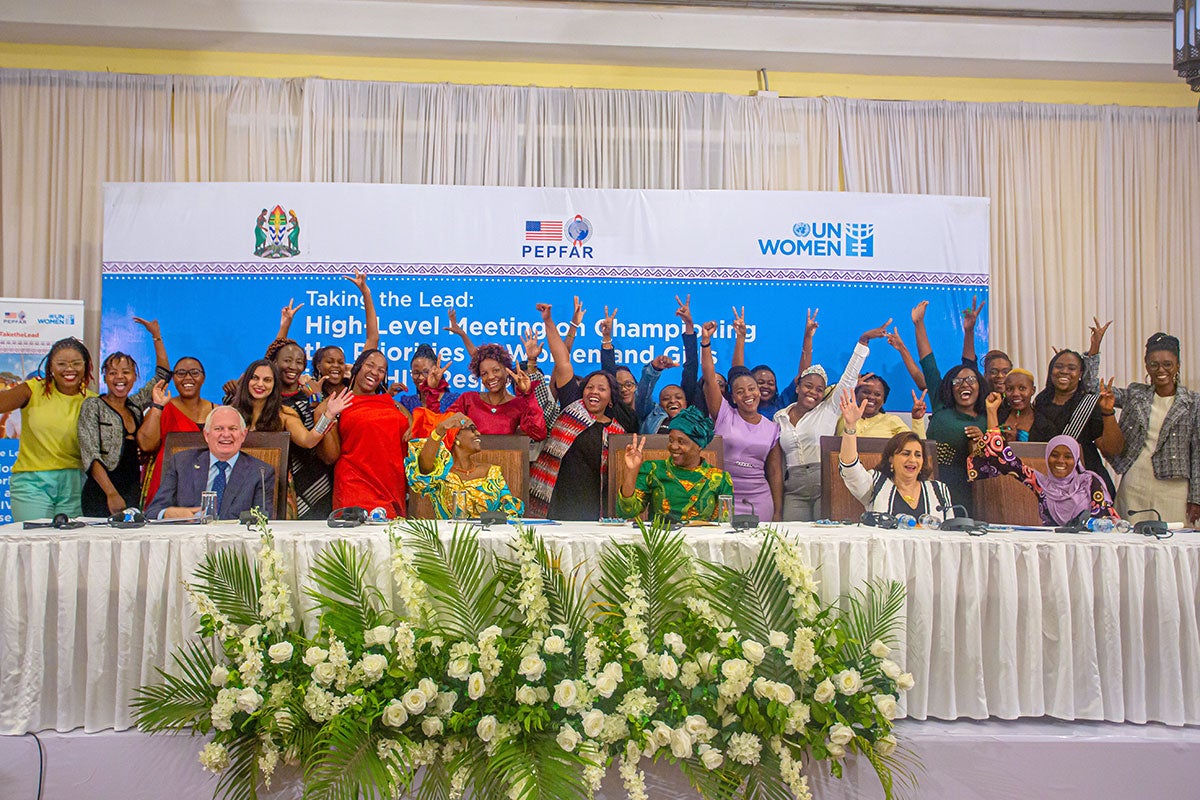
left=0, top=68, right=1196, bottom=384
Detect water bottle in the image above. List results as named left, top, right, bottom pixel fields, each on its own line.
left=918, top=513, right=941, bottom=530
left=1086, top=517, right=1115, bottom=533
left=1114, top=519, right=1134, bottom=533
left=895, top=514, right=918, bottom=529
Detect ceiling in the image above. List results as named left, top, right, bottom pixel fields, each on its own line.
left=0, top=0, right=1178, bottom=82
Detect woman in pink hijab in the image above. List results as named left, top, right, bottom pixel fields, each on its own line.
left=969, top=391, right=1119, bottom=526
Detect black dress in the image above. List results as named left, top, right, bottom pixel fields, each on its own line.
left=281, top=391, right=335, bottom=520
left=1030, top=392, right=1116, bottom=497
left=82, top=405, right=142, bottom=517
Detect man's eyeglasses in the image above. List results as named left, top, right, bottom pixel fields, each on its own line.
left=174, top=368, right=205, bottom=378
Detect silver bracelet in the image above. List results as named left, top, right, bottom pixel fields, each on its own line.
left=314, top=414, right=333, bottom=435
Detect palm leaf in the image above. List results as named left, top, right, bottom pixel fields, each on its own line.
left=214, top=733, right=261, bottom=800
left=864, top=742, right=923, bottom=800
left=303, top=714, right=402, bottom=800
left=414, top=758, right=452, bottom=800
left=741, top=747, right=793, bottom=800
left=131, top=640, right=219, bottom=732
left=305, top=539, right=387, bottom=640
left=402, top=519, right=507, bottom=640
left=699, top=534, right=797, bottom=649
left=596, top=519, right=695, bottom=640
left=193, top=547, right=262, bottom=627
left=472, top=736, right=589, bottom=800
left=679, top=759, right=746, bottom=800
left=496, top=533, right=593, bottom=636
left=840, top=580, right=906, bottom=661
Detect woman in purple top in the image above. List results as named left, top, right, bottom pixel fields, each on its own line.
left=701, top=320, right=782, bottom=521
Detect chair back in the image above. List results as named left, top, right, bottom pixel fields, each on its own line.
left=606, top=434, right=725, bottom=518
left=161, top=430, right=290, bottom=519
left=407, top=435, right=531, bottom=519
left=820, top=435, right=937, bottom=520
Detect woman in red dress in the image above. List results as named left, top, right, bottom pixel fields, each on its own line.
left=326, top=349, right=410, bottom=518
left=138, top=355, right=216, bottom=508
left=446, top=343, right=546, bottom=440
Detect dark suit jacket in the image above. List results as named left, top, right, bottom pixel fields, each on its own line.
left=146, top=448, right=276, bottom=520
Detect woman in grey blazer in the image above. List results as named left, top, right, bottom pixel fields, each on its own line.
left=1106, top=332, right=1200, bottom=526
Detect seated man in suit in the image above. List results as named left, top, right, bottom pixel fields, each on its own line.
left=147, top=405, right=276, bottom=520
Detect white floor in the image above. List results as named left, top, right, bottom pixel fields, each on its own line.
left=3, top=718, right=1199, bottom=799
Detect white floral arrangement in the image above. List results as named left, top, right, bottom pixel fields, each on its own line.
left=134, top=511, right=916, bottom=800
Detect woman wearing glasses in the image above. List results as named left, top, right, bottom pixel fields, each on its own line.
left=137, top=355, right=216, bottom=508
left=405, top=411, right=523, bottom=519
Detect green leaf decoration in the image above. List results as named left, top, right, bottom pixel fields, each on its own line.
left=303, top=713, right=403, bottom=800
left=131, top=639, right=218, bottom=732
left=840, top=580, right=906, bottom=662
left=305, top=539, right=387, bottom=640
left=214, top=734, right=262, bottom=800
left=699, top=534, right=797, bottom=657
left=402, top=519, right=507, bottom=640
left=596, top=518, right=695, bottom=640
left=194, top=547, right=262, bottom=627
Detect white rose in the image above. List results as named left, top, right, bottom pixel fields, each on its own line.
left=303, top=646, right=328, bottom=667
left=684, top=715, right=709, bottom=737
left=897, top=672, right=915, bottom=692
left=365, top=625, right=393, bottom=647
left=479, top=625, right=502, bottom=641
left=543, top=635, right=567, bottom=654
left=696, top=652, right=717, bottom=674
left=553, top=680, right=578, bottom=708
left=659, top=654, right=679, bottom=680
left=870, top=639, right=891, bottom=659
left=435, top=691, right=457, bottom=716
left=418, top=678, right=439, bottom=701
left=718, top=630, right=738, bottom=647
left=518, top=655, right=546, bottom=681
left=422, top=716, right=443, bottom=737
left=879, top=659, right=903, bottom=680
left=875, top=734, right=897, bottom=757
left=813, top=679, right=836, bottom=704
left=209, top=665, right=229, bottom=687
left=476, top=715, right=498, bottom=742
left=669, top=727, right=693, bottom=759
left=361, top=654, right=388, bottom=682
left=268, top=642, right=294, bottom=664
left=627, top=641, right=648, bottom=661
left=603, top=662, right=624, bottom=681
left=236, top=688, right=262, bottom=714
left=742, top=640, right=765, bottom=665
left=827, top=741, right=845, bottom=759
left=721, top=658, right=750, bottom=681
left=312, top=662, right=337, bottom=686
left=829, top=722, right=854, bottom=745
left=835, top=669, right=863, bottom=695
left=556, top=723, right=581, bottom=752
left=768, top=630, right=789, bottom=650
left=594, top=673, right=618, bottom=698
left=775, top=684, right=796, bottom=705
left=467, top=672, right=486, bottom=700
left=663, top=632, right=686, bottom=657
left=447, top=658, right=472, bottom=681
left=651, top=723, right=673, bottom=748
left=515, top=685, right=538, bottom=705
left=699, top=746, right=724, bottom=770
left=382, top=700, right=409, bottom=727
left=873, top=694, right=899, bottom=720
left=402, top=689, right=428, bottom=715
left=581, top=709, right=605, bottom=739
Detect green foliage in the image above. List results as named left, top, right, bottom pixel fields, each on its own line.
left=303, top=714, right=404, bottom=800
left=131, top=639, right=218, bottom=733
left=840, top=580, right=906, bottom=663
left=305, top=539, right=387, bottom=640
left=595, top=518, right=694, bottom=640
left=194, top=547, right=262, bottom=628
left=404, top=519, right=509, bottom=640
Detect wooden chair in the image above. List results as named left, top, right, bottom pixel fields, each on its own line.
left=606, top=434, right=725, bottom=518
left=407, top=435, right=531, bottom=519
left=971, top=441, right=1046, bottom=525
left=161, top=431, right=290, bottom=519
left=819, top=435, right=937, bottom=520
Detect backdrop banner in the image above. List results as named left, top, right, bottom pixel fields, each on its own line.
left=0, top=297, right=86, bottom=522
left=101, top=183, right=989, bottom=399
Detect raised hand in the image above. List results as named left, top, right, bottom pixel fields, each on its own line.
left=1098, top=377, right=1116, bottom=414
left=535, top=303, right=554, bottom=324
left=387, top=381, right=408, bottom=396
left=674, top=294, right=693, bottom=330
left=1088, top=316, right=1112, bottom=355
left=731, top=306, right=747, bottom=338
left=962, top=296, right=985, bottom=329
left=599, top=306, right=618, bottom=339
left=805, top=308, right=819, bottom=338
left=299, top=373, right=327, bottom=398
left=278, top=299, right=304, bottom=329
left=623, top=433, right=646, bottom=471
left=151, top=379, right=170, bottom=406
left=650, top=355, right=679, bottom=371
left=985, top=391, right=1004, bottom=414
left=885, top=326, right=907, bottom=351
left=701, top=320, right=718, bottom=345
left=839, top=390, right=866, bottom=428
left=507, top=364, right=532, bottom=395
left=523, top=331, right=543, bottom=364
left=911, top=389, right=928, bottom=420
left=436, top=412, right=471, bottom=435
left=325, top=388, right=354, bottom=416
left=132, top=316, right=161, bottom=339
left=446, top=309, right=465, bottom=336
left=571, top=296, right=586, bottom=328
left=911, top=300, right=928, bottom=324
left=859, top=318, right=893, bottom=343
left=426, top=356, right=448, bottom=389
left=346, top=272, right=368, bottom=292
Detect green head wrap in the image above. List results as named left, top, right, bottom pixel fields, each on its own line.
left=667, top=405, right=715, bottom=449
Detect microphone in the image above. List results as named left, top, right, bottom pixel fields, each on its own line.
left=327, top=506, right=367, bottom=528
left=731, top=498, right=760, bottom=531
left=1128, top=508, right=1170, bottom=539
left=937, top=504, right=985, bottom=535
left=23, top=512, right=86, bottom=530
left=108, top=508, right=146, bottom=529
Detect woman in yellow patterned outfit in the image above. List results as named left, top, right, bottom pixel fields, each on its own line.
left=405, top=411, right=523, bottom=519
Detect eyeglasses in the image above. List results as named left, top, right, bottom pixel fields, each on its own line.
left=52, top=360, right=85, bottom=370
left=951, top=375, right=978, bottom=387
left=174, top=368, right=205, bottom=378
left=617, top=381, right=637, bottom=390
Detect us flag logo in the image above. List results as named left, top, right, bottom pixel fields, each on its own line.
left=525, top=220, right=563, bottom=241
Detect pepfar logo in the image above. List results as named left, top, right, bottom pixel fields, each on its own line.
left=2, top=311, right=26, bottom=325
left=758, top=221, right=874, bottom=258
left=521, top=214, right=595, bottom=259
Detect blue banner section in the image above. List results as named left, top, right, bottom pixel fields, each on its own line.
left=0, top=439, right=16, bottom=523
left=102, top=274, right=989, bottom=411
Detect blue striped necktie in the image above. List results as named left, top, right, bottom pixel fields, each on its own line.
left=213, top=461, right=230, bottom=515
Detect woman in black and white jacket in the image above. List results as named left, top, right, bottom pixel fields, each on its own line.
left=837, top=391, right=956, bottom=522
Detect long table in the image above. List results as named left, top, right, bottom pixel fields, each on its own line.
left=2, top=520, right=1199, bottom=734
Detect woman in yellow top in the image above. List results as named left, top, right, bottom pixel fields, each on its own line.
left=405, top=411, right=523, bottom=519
left=0, top=337, right=97, bottom=521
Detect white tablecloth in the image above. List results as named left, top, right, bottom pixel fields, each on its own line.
left=2, top=520, right=1199, bottom=734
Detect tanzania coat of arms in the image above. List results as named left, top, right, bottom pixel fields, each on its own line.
left=254, top=205, right=300, bottom=258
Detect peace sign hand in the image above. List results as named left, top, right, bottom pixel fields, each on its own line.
left=1098, top=377, right=1117, bottom=415
left=674, top=294, right=694, bottom=330
left=731, top=306, right=747, bottom=338
left=805, top=308, right=819, bottom=338
left=962, top=295, right=985, bottom=329
left=426, top=357, right=448, bottom=389
left=1089, top=317, right=1113, bottom=355
left=571, top=296, right=586, bottom=328
left=623, top=433, right=646, bottom=471
left=279, top=299, right=304, bottom=328
left=911, top=389, right=928, bottom=420
left=507, top=363, right=532, bottom=395
left=446, top=309, right=465, bottom=336
left=523, top=332, right=543, bottom=364
left=599, top=306, right=618, bottom=339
